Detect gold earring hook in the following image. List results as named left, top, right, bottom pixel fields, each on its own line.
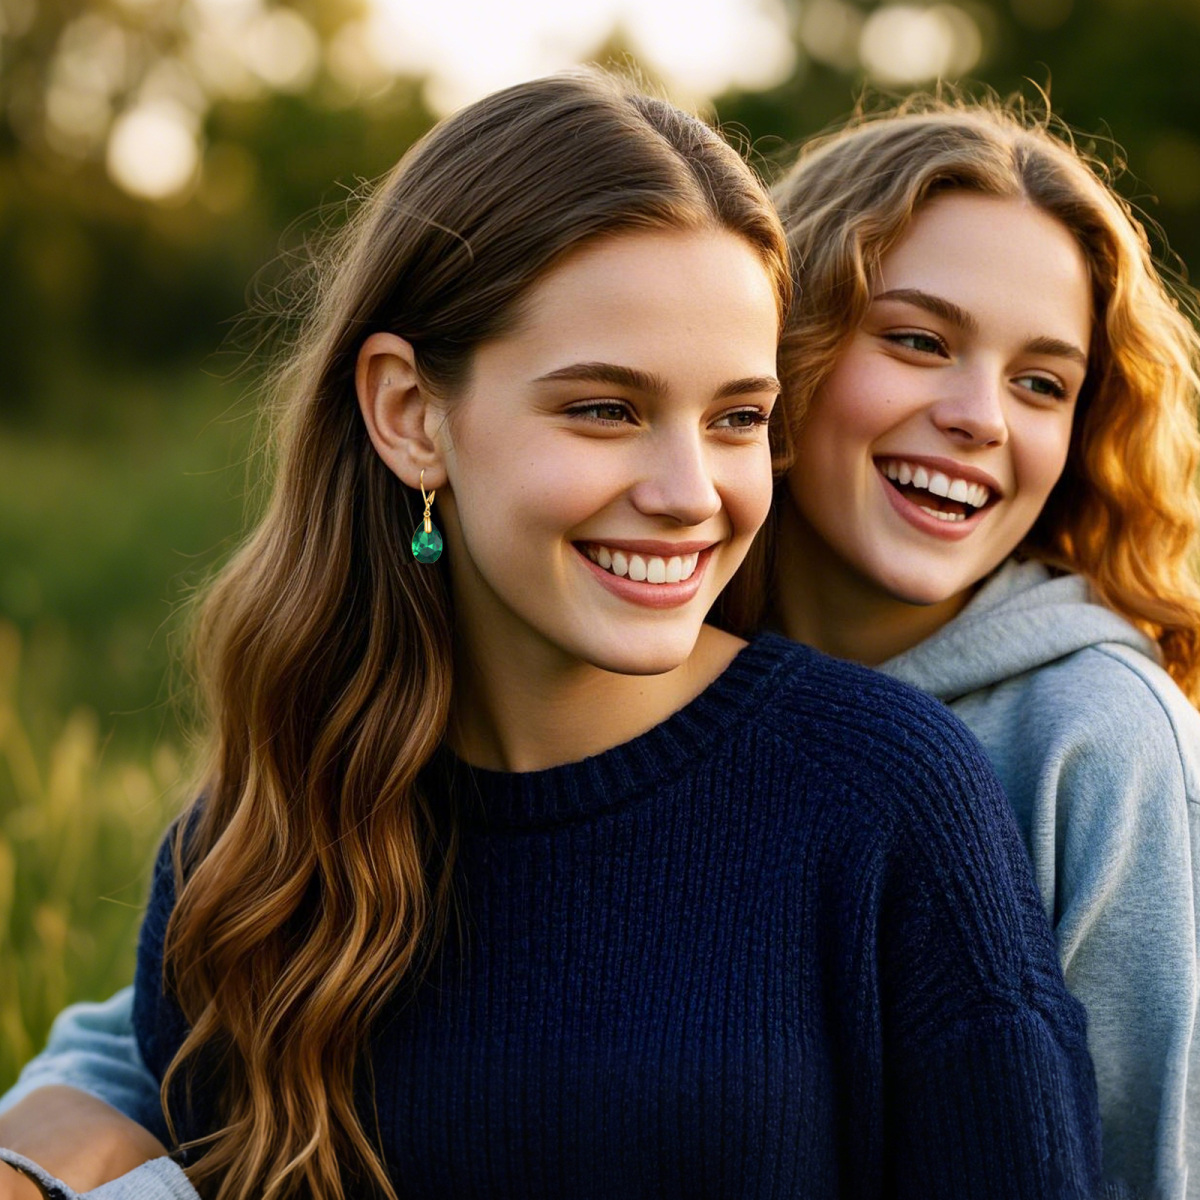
left=419, top=469, right=436, bottom=534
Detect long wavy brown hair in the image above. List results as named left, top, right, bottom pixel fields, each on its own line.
left=161, top=69, right=789, bottom=1200
left=723, top=92, right=1200, bottom=699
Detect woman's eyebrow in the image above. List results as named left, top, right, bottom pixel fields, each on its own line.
left=715, top=375, right=782, bottom=399
left=533, top=361, right=781, bottom=399
left=1025, top=335, right=1088, bottom=369
left=872, top=287, right=978, bottom=333
left=873, top=289, right=1088, bottom=367
left=534, top=362, right=669, bottom=393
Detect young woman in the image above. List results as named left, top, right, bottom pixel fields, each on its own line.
left=0, top=75, right=1105, bottom=1199
left=731, top=96, right=1200, bottom=1200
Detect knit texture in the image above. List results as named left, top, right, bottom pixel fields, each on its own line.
left=882, top=558, right=1200, bottom=1200
left=134, top=633, right=1102, bottom=1198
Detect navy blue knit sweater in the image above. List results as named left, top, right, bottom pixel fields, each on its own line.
left=133, top=633, right=1102, bottom=1198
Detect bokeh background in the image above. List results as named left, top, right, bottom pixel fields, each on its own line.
left=3, top=0, right=1199, bottom=1086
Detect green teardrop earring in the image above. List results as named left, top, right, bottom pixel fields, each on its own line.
left=411, top=470, right=444, bottom=563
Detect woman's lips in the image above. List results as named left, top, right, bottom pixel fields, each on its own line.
left=878, top=467, right=993, bottom=541
left=574, top=543, right=714, bottom=608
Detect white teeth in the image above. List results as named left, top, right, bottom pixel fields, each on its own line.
left=584, top=546, right=701, bottom=584
left=927, top=471, right=951, bottom=498
left=879, top=459, right=993, bottom=511
left=931, top=509, right=966, bottom=522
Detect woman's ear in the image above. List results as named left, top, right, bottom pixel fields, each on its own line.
left=356, top=332, right=449, bottom=489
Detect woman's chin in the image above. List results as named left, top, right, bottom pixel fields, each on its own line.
left=574, top=625, right=704, bottom=678
left=870, top=563, right=976, bottom=610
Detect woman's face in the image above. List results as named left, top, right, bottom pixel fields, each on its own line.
left=784, top=192, right=1092, bottom=620
left=436, top=228, right=781, bottom=677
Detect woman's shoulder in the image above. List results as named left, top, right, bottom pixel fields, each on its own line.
left=746, top=641, right=1072, bottom=1022
left=747, top=634, right=1014, bottom=847
left=985, top=636, right=1200, bottom=806
left=752, top=632, right=993, bottom=776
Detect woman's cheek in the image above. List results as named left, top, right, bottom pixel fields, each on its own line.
left=719, top=440, right=776, bottom=545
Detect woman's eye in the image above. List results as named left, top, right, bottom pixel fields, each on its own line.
left=713, top=408, right=770, bottom=431
left=566, top=402, right=635, bottom=425
left=884, top=331, right=947, bottom=356
left=1015, top=374, right=1068, bottom=401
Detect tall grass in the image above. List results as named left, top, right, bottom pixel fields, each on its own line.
left=0, top=620, right=183, bottom=1091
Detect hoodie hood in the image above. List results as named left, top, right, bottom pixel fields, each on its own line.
left=879, top=558, right=1160, bottom=702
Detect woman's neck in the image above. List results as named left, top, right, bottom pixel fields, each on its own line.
left=447, top=621, right=745, bottom=773
left=771, top=498, right=969, bottom=667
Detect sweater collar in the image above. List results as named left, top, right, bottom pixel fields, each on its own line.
left=427, top=632, right=802, bottom=831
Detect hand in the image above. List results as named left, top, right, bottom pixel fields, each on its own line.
left=0, top=1086, right=168, bottom=1192
left=0, top=1161, right=43, bottom=1200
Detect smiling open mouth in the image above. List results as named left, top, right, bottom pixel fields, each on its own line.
left=580, top=544, right=701, bottom=584
left=877, top=459, right=996, bottom=523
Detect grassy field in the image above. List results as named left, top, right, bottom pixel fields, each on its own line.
left=0, top=367, right=251, bottom=1090
left=0, top=619, right=184, bottom=1090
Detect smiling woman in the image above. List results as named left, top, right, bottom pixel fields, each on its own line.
left=0, top=72, right=1106, bottom=1200
left=355, top=225, right=781, bottom=764
left=748, top=94, right=1200, bottom=1200
left=783, top=191, right=1092, bottom=643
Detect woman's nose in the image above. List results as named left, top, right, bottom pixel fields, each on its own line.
left=628, top=432, right=723, bottom=526
left=930, top=368, right=1009, bottom=447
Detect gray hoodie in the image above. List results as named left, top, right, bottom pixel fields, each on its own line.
left=882, top=558, right=1200, bottom=1200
